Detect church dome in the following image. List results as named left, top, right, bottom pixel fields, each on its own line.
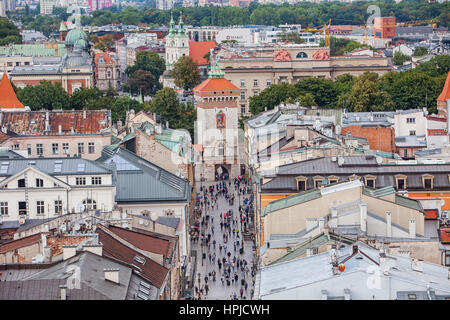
left=65, top=28, right=89, bottom=46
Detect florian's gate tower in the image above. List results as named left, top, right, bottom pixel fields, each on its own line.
left=194, top=50, right=240, bottom=182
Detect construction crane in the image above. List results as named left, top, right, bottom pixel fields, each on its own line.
left=303, top=19, right=332, bottom=47
left=397, top=19, right=440, bottom=28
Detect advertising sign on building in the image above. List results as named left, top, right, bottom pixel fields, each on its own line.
left=216, top=28, right=252, bottom=45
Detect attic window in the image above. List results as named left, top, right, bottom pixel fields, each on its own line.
left=313, top=176, right=324, bottom=189
left=328, top=176, right=339, bottom=185
left=364, top=176, right=376, bottom=188
left=396, top=175, right=407, bottom=190
left=408, top=294, right=417, bottom=300
left=422, top=174, right=434, bottom=189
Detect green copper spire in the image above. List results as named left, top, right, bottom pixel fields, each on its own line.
left=177, top=15, right=185, bottom=36
left=168, top=12, right=175, bottom=36
left=208, top=49, right=225, bottom=79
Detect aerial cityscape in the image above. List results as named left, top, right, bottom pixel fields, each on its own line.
left=0, top=0, right=449, bottom=305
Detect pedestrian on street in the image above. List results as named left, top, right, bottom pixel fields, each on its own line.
left=240, top=287, right=244, bottom=299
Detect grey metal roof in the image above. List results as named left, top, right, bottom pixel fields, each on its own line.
left=396, top=26, right=433, bottom=36
left=0, top=148, right=24, bottom=160
left=97, top=147, right=190, bottom=203
left=257, top=241, right=450, bottom=299
left=396, top=291, right=450, bottom=300
left=23, top=251, right=157, bottom=300
left=16, top=217, right=60, bottom=233
left=262, top=156, right=450, bottom=192
left=0, top=157, right=111, bottom=177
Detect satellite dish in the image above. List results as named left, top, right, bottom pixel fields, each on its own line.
left=121, top=212, right=127, bottom=219
left=121, top=222, right=128, bottom=229
left=76, top=203, right=85, bottom=213
left=60, top=224, right=67, bottom=232
left=139, top=219, right=144, bottom=225
left=150, top=212, right=158, bottom=221
left=74, top=223, right=80, bottom=231
left=19, top=217, right=25, bottom=225
left=144, top=221, right=149, bottom=226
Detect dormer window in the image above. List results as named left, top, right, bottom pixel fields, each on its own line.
left=296, top=176, right=307, bottom=191
left=36, top=178, right=44, bottom=188
left=328, top=176, right=339, bottom=185
left=313, top=176, right=324, bottom=189
left=364, top=175, right=376, bottom=188
left=422, top=174, right=434, bottom=189
left=396, top=175, right=407, bottom=190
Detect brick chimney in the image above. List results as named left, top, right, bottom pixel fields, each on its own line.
left=104, top=268, right=120, bottom=284
left=386, top=211, right=392, bottom=237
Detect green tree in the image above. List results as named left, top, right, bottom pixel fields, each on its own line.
left=0, top=17, right=22, bottom=45
left=295, top=77, right=337, bottom=108
left=249, top=83, right=300, bottom=115
left=127, top=69, right=156, bottom=96
left=69, top=88, right=103, bottom=110
left=413, top=46, right=428, bottom=57
left=392, top=51, right=411, bottom=66
left=336, top=72, right=394, bottom=112
left=415, top=55, right=450, bottom=77
left=110, top=96, right=143, bottom=123
left=173, top=56, right=201, bottom=91
left=16, top=81, right=69, bottom=110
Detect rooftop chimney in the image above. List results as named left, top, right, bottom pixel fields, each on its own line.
left=344, top=288, right=351, bottom=300
left=318, top=218, right=325, bottom=233
left=83, top=109, right=87, bottom=119
left=59, top=285, right=67, bottom=300
left=62, top=245, right=77, bottom=261
left=409, top=219, right=416, bottom=239
left=82, top=244, right=103, bottom=256
left=359, top=202, right=367, bottom=233
left=321, top=290, right=328, bottom=300
left=386, top=211, right=392, bottom=238
left=379, top=252, right=390, bottom=275
left=104, top=268, right=120, bottom=284
left=411, top=258, right=423, bottom=272
left=58, top=124, right=62, bottom=135
left=329, top=207, right=338, bottom=228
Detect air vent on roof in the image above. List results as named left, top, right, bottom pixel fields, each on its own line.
left=137, top=293, right=148, bottom=300
left=28, top=161, right=36, bottom=165
left=139, top=287, right=150, bottom=295
left=134, top=255, right=146, bottom=265
left=140, top=281, right=151, bottom=289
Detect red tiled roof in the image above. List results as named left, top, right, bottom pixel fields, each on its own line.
left=437, top=71, right=450, bottom=102
left=0, top=110, right=109, bottom=135
left=439, top=227, right=450, bottom=243
left=0, top=73, right=25, bottom=110
left=107, top=225, right=173, bottom=257
left=426, top=115, right=447, bottom=122
left=0, top=131, right=9, bottom=143
left=194, top=78, right=240, bottom=92
left=424, top=209, right=438, bottom=219
left=94, top=52, right=113, bottom=65
left=427, top=129, right=447, bottom=136
left=0, top=233, right=41, bottom=254
left=96, top=226, right=169, bottom=289
left=189, top=41, right=216, bottom=66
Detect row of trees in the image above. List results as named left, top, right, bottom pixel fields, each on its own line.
left=79, top=1, right=449, bottom=28
left=14, top=83, right=196, bottom=138
left=249, top=55, right=450, bottom=115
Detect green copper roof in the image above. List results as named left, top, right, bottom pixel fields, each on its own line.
left=0, top=44, right=68, bottom=57
left=262, top=189, right=322, bottom=217
left=394, top=194, right=423, bottom=212
left=177, top=15, right=185, bottom=36
left=65, top=28, right=89, bottom=46
left=168, top=13, right=175, bottom=36
left=74, top=38, right=87, bottom=49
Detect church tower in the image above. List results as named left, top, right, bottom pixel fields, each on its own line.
left=194, top=50, right=241, bottom=182
left=164, top=14, right=189, bottom=71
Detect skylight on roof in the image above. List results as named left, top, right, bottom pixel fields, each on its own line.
left=0, top=162, right=9, bottom=174
left=54, top=162, right=62, bottom=173
left=77, top=163, right=86, bottom=172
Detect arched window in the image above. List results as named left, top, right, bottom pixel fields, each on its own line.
left=296, top=52, right=308, bottom=58
left=83, top=199, right=97, bottom=210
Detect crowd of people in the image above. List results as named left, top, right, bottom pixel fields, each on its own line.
left=193, top=176, right=256, bottom=300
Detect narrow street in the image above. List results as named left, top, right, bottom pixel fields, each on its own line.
left=191, top=178, right=256, bottom=300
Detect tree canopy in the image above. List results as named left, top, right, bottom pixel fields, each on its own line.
left=173, top=56, right=201, bottom=91
left=249, top=55, right=450, bottom=115
left=0, top=17, right=22, bottom=45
